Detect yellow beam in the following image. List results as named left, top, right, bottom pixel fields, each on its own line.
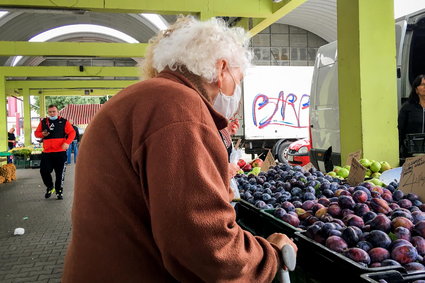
left=248, top=0, right=307, bottom=37
left=22, top=88, right=31, bottom=146
left=0, top=76, right=6, bottom=151
left=0, top=66, right=139, bottom=77
left=6, top=80, right=138, bottom=89
left=0, top=41, right=147, bottom=57
left=0, top=0, right=274, bottom=17
left=39, top=94, right=45, bottom=118
left=28, top=89, right=122, bottom=96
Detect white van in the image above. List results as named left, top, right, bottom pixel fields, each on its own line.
left=309, top=9, right=425, bottom=171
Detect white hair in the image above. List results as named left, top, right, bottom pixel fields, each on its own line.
left=151, top=16, right=252, bottom=82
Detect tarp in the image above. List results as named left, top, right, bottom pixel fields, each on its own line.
left=59, top=104, right=102, bottom=125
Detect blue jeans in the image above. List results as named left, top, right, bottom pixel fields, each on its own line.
left=66, top=140, right=78, bottom=164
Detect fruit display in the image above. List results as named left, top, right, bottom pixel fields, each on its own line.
left=237, top=158, right=263, bottom=176
left=235, top=162, right=425, bottom=271
left=327, top=158, right=392, bottom=186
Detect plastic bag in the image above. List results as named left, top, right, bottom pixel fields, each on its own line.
left=229, top=147, right=243, bottom=200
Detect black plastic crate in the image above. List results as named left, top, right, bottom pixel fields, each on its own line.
left=294, top=231, right=406, bottom=283
left=360, top=270, right=425, bottom=283
left=235, top=200, right=301, bottom=238
left=405, top=133, right=425, bottom=155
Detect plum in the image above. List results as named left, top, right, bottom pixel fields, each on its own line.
left=363, top=211, right=378, bottom=223
left=326, top=236, right=348, bottom=253
left=292, top=200, right=303, bottom=208
left=394, top=226, right=411, bottom=241
left=356, top=241, right=373, bottom=252
left=391, top=245, right=418, bottom=264
left=315, top=207, right=328, bottom=218
left=312, top=203, right=325, bottom=214
left=415, top=221, right=425, bottom=238
left=370, top=198, right=392, bottom=215
left=389, top=203, right=401, bottom=210
left=320, top=223, right=337, bottom=237
left=318, top=197, right=331, bottom=207
left=302, top=200, right=316, bottom=211
left=412, top=236, right=425, bottom=256
left=404, top=262, right=425, bottom=273
left=381, top=259, right=402, bottom=266
left=338, top=195, right=356, bottom=209
left=390, top=239, right=413, bottom=251
left=368, top=214, right=391, bottom=233
left=342, top=209, right=355, bottom=218
left=352, top=190, right=368, bottom=203
left=412, top=211, right=425, bottom=224
left=306, top=224, right=321, bottom=239
left=274, top=208, right=287, bottom=218
left=368, top=247, right=390, bottom=263
left=281, top=201, right=295, bottom=212
left=391, top=209, right=413, bottom=221
left=354, top=203, right=370, bottom=217
left=365, top=230, right=391, bottom=249
left=280, top=214, right=300, bottom=227
left=344, top=248, right=371, bottom=265
left=327, top=203, right=342, bottom=218
left=382, top=193, right=393, bottom=203
left=343, top=214, right=364, bottom=228
left=398, top=199, right=413, bottom=209
left=393, top=190, right=404, bottom=201
left=342, top=226, right=360, bottom=247
left=392, top=217, right=414, bottom=231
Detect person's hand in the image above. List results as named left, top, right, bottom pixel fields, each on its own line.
left=227, top=119, right=240, bottom=135
left=267, top=233, right=298, bottom=253
left=62, top=143, right=70, bottom=150
left=42, top=130, right=50, bottom=137
left=228, top=163, right=240, bottom=179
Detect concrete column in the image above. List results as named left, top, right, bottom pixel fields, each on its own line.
left=337, top=0, right=399, bottom=166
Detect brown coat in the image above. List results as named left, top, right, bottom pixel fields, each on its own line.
left=62, top=70, right=281, bottom=283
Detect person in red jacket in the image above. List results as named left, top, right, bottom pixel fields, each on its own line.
left=35, top=104, right=75, bottom=200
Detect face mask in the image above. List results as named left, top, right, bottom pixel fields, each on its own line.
left=213, top=71, right=242, bottom=119
left=49, top=116, right=58, bottom=121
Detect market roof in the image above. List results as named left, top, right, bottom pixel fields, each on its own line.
left=59, top=104, right=102, bottom=125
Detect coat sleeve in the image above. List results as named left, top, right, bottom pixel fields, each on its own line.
left=140, top=121, right=281, bottom=283
left=34, top=120, right=44, bottom=138
left=64, top=121, right=76, bottom=144
left=398, top=104, right=408, bottom=147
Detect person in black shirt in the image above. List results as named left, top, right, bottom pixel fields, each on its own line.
left=398, top=74, right=425, bottom=158
left=66, top=120, right=80, bottom=164
left=7, top=128, right=16, bottom=163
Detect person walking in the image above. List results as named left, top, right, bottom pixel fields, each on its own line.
left=66, top=120, right=80, bottom=164
left=63, top=16, right=296, bottom=282
left=35, top=105, right=75, bottom=200
left=7, top=127, right=16, bottom=163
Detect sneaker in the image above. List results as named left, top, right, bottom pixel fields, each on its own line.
left=57, top=188, right=63, bottom=200
left=45, top=187, right=54, bottom=199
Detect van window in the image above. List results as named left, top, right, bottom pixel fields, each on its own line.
left=409, top=17, right=425, bottom=85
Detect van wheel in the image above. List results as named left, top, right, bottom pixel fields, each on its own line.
left=277, top=141, right=292, bottom=163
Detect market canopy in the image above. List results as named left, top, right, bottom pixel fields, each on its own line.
left=59, top=104, right=102, bottom=125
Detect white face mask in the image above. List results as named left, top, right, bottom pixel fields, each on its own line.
left=213, top=71, right=242, bottom=119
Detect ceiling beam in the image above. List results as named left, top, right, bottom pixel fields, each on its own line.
left=8, top=88, right=124, bottom=96
left=0, top=41, right=147, bottom=57
left=248, top=0, right=307, bottom=37
left=6, top=80, right=138, bottom=89
left=0, top=66, right=139, bottom=77
left=0, top=0, right=274, bottom=18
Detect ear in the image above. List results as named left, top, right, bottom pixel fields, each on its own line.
left=216, top=59, right=228, bottom=89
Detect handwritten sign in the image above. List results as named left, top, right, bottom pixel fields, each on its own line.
left=261, top=150, right=276, bottom=172
left=302, top=162, right=315, bottom=172
left=399, top=155, right=425, bottom=201
left=347, top=158, right=367, bottom=186
left=346, top=150, right=362, bottom=166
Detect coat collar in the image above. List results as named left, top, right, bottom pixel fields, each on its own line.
left=157, top=69, right=229, bottom=130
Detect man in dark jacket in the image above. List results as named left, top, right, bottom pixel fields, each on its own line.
left=35, top=105, right=75, bottom=200
left=66, top=119, right=80, bottom=164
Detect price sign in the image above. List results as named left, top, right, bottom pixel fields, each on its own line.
left=347, top=158, right=366, bottom=186
left=399, top=155, right=425, bottom=201
left=261, top=150, right=276, bottom=172
left=346, top=150, right=362, bottom=166
left=302, top=162, right=315, bottom=172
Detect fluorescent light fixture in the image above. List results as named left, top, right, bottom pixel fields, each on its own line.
left=141, top=13, right=168, bottom=31
left=11, top=24, right=139, bottom=66
left=0, top=11, right=8, bottom=18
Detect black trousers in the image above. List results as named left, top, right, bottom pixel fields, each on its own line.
left=40, top=151, right=67, bottom=191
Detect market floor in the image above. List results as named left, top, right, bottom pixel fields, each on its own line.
left=0, top=164, right=75, bottom=283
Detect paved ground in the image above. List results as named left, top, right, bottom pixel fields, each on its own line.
left=0, top=164, right=75, bottom=283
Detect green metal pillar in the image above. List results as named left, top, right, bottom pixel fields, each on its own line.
left=39, top=94, right=45, bottom=118
left=22, top=88, right=31, bottom=146
left=337, top=0, right=399, bottom=166
left=0, top=75, right=6, bottom=151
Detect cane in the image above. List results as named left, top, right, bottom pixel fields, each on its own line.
left=278, top=244, right=296, bottom=283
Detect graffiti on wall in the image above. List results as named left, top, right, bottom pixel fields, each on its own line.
left=252, top=91, right=310, bottom=129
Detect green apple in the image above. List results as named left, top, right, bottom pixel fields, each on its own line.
left=333, top=166, right=342, bottom=173
left=344, top=165, right=351, bottom=170
left=337, top=168, right=350, bottom=179
left=380, top=161, right=391, bottom=173
left=371, top=172, right=381, bottom=179
left=370, top=161, right=382, bottom=173
left=327, top=171, right=337, bottom=177
left=365, top=169, right=372, bottom=178
left=359, top=158, right=372, bottom=168
left=370, top=178, right=384, bottom=186
left=251, top=167, right=261, bottom=176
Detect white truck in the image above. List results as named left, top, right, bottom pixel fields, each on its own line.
left=309, top=9, right=425, bottom=171
left=237, top=66, right=313, bottom=161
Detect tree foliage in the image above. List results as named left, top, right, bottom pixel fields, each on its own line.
left=32, top=96, right=112, bottom=115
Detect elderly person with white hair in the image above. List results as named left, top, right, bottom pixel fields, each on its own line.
left=63, top=16, right=296, bottom=282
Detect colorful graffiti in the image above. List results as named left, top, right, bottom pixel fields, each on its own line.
left=252, top=91, right=310, bottom=129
